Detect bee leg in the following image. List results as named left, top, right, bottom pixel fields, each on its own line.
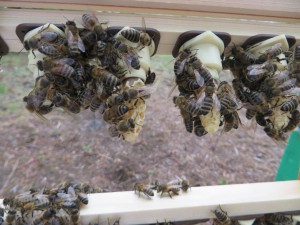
left=32, top=49, right=36, bottom=59
left=167, top=191, right=173, bottom=198
left=138, top=191, right=141, bottom=198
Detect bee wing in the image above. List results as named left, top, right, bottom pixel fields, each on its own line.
left=197, top=91, right=206, bottom=104
left=278, top=78, right=297, bottom=88
left=54, top=58, right=76, bottom=66
left=282, top=87, right=300, bottom=96
left=67, top=186, right=76, bottom=196
left=194, top=69, right=205, bottom=87
left=274, top=70, right=290, bottom=83
left=77, top=36, right=86, bottom=53
left=247, top=64, right=265, bottom=70
left=168, top=84, right=178, bottom=98
left=213, top=93, right=221, bottom=110
left=248, top=68, right=266, bottom=76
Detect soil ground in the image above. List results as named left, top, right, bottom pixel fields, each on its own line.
left=0, top=53, right=285, bottom=197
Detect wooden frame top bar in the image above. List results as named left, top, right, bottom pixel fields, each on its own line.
left=2, top=0, right=300, bottom=19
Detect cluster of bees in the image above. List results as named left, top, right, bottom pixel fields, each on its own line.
left=134, top=176, right=190, bottom=198
left=173, top=42, right=300, bottom=142
left=226, top=43, right=300, bottom=142
left=173, top=49, right=240, bottom=137
left=22, top=13, right=156, bottom=141
left=211, top=206, right=295, bottom=225
left=0, top=182, right=102, bottom=225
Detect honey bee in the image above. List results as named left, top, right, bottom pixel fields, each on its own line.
left=103, top=105, right=129, bottom=123
left=117, top=118, right=136, bottom=133
left=280, top=98, right=298, bottom=112
left=90, top=82, right=110, bottom=112
left=258, top=43, right=285, bottom=62
left=55, top=187, right=80, bottom=209
left=173, top=96, right=201, bottom=116
left=231, top=45, right=257, bottom=65
left=169, top=176, right=191, bottom=192
left=212, top=206, right=231, bottom=225
left=264, top=213, right=293, bottom=225
left=198, top=85, right=220, bottom=115
left=51, top=94, right=81, bottom=114
left=194, top=117, right=207, bottom=137
left=245, top=107, right=257, bottom=120
left=38, top=42, right=69, bottom=58
left=122, top=87, right=154, bottom=102
left=264, top=122, right=287, bottom=141
left=174, top=49, right=192, bottom=78
left=246, top=62, right=277, bottom=82
left=40, top=58, right=76, bottom=79
left=121, top=18, right=152, bottom=47
left=24, top=76, right=52, bottom=119
left=79, top=29, right=98, bottom=57
left=283, top=110, right=300, bottom=132
left=223, top=112, right=240, bottom=132
left=70, top=209, right=80, bottom=225
left=79, top=81, right=95, bottom=109
left=23, top=25, right=66, bottom=56
left=176, top=78, right=200, bottom=94
left=181, top=110, right=194, bottom=133
left=255, top=112, right=268, bottom=127
left=134, top=182, right=154, bottom=198
left=55, top=208, right=71, bottom=225
left=248, top=91, right=271, bottom=116
left=64, top=20, right=85, bottom=57
left=33, top=208, right=56, bottom=225
left=76, top=192, right=88, bottom=205
left=232, top=79, right=249, bottom=103
left=188, top=56, right=214, bottom=86
left=5, top=209, right=17, bottom=225
left=156, top=181, right=181, bottom=198
left=217, top=81, right=238, bottom=113
left=82, top=13, right=108, bottom=41
left=91, top=66, right=120, bottom=87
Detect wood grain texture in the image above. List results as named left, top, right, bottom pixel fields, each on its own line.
left=0, top=8, right=299, bottom=55
left=1, top=0, right=300, bottom=19
left=1, top=181, right=300, bottom=225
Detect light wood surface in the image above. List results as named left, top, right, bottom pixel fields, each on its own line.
left=0, top=7, right=300, bottom=55
left=2, top=0, right=300, bottom=19
left=1, top=181, right=300, bottom=225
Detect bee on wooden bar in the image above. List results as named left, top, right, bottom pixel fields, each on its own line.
left=156, top=181, right=181, bottom=198
left=212, top=206, right=231, bottom=225
left=264, top=213, right=293, bottom=225
left=134, top=182, right=154, bottom=198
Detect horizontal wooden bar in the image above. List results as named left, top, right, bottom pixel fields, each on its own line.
left=0, top=8, right=300, bottom=55
left=1, top=0, right=300, bottom=19
left=1, top=181, right=300, bottom=225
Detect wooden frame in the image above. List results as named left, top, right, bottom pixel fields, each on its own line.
left=1, top=181, right=300, bottom=224
left=0, top=0, right=300, bottom=55
left=0, top=1, right=300, bottom=224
